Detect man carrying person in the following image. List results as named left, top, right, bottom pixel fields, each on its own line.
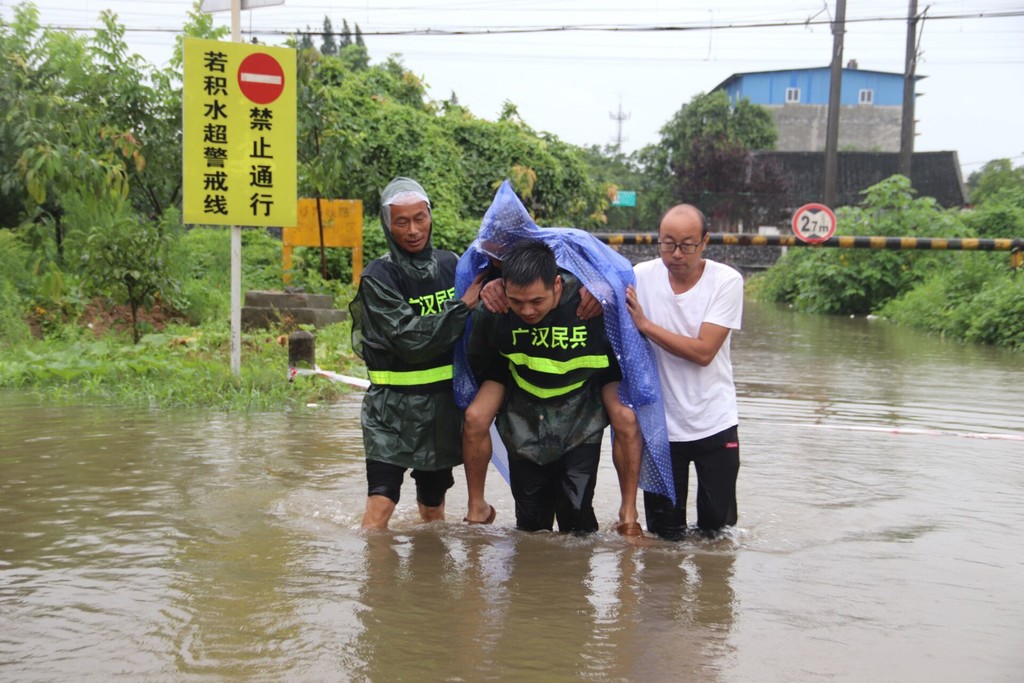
left=455, top=181, right=672, bottom=536
left=466, top=239, right=625, bottom=534
left=462, top=279, right=643, bottom=535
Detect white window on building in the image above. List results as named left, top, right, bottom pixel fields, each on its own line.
left=785, top=87, right=801, bottom=104
left=859, top=89, right=874, bottom=105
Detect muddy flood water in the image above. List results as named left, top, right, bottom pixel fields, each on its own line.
left=2, top=300, right=1023, bottom=682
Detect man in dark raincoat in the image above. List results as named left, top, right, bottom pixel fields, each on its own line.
left=349, top=177, right=484, bottom=529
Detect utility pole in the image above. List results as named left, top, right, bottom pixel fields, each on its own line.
left=823, top=0, right=846, bottom=207
left=899, top=0, right=920, bottom=178
left=609, top=98, right=630, bottom=151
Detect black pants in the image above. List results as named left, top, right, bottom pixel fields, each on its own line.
left=509, top=443, right=600, bottom=535
left=644, top=425, right=740, bottom=539
left=365, top=459, right=454, bottom=507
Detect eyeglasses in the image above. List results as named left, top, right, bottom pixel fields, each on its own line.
left=657, top=240, right=702, bottom=254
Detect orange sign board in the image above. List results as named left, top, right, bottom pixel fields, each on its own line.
left=282, top=198, right=364, bottom=283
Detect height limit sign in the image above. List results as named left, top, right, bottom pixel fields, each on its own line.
left=792, top=203, right=837, bottom=243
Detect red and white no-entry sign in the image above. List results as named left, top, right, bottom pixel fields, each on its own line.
left=792, top=203, right=837, bottom=243
left=237, top=53, right=285, bottom=104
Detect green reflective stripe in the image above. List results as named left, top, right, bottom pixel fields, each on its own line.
left=509, top=364, right=586, bottom=399
left=368, top=365, right=453, bottom=386
left=502, top=352, right=610, bottom=375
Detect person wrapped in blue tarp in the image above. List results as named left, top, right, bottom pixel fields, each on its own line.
left=454, top=180, right=675, bottom=534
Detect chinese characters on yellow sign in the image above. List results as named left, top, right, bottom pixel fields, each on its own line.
left=183, top=38, right=296, bottom=226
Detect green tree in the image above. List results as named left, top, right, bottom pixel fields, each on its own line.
left=673, top=133, right=789, bottom=231
left=658, top=90, right=777, bottom=162
left=79, top=202, right=180, bottom=343
left=967, top=159, right=1024, bottom=206
left=634, top=90, right=777, bottom=228
left=297, top=27, right=315, bottom=52
left=579, top=145, right=645, bottom=231
left=340, top=19, right=352, bottom=48
left=292, top=43, right=609, bottom=232
left=320, top=17, right=337, bottom=55
left=295, top=50, right=463, bottom=216
left=0, top=4, right=132, bottom=265
left=339, top=40, right=369, bottom=71
left=441, top=104, right=601, bottom=227
left=355, top=23, right=365, bottom=48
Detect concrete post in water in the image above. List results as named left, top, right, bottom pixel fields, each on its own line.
left=288, top=330, right=316, bottom=373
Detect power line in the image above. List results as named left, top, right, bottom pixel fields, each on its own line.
left=25, top=8, right=1024, bottom=39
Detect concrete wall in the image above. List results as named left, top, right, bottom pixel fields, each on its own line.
left=771, top=104, right=902, bottom=152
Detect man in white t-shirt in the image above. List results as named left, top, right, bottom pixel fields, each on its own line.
left=625, top=204, right=742, bottom=539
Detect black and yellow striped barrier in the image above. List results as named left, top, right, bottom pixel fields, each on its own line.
left=598, top=233, right=1024, bottom=269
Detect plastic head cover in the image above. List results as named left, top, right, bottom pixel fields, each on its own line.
left=380, top=177, right=431, bottom=231
left=475, top=181, right=540, bottom=260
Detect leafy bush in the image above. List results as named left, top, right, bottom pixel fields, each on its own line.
left=967, top=159, right=1024, bottom=206
left=171, top=226, right=286, bottom=324
left=0, top=280, right=28, bottom=344
left=79, top=204, right=178, bottom=342
left=879, top=254, right=1006, bottom=338
left=755, top=175, right=966, bottom=314
left=962, top=274, right=1024, bottom=350
left=961, top=191, right=1024, bottom=238
left=0, top=242, right=30, bottom=343
left=291, top=244, right=355, bottom=286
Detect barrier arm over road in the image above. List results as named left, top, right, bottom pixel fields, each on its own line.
left=598, top=233, right=1024, bottom=269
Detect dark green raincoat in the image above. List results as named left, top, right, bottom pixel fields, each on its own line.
left=349, top=180, right=471, bottom=470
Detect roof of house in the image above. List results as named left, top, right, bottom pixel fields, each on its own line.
left=713, top=66, right=925, bottom=93
left=751, top=150, right=967, bottom=208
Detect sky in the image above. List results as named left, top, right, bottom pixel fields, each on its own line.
left=3, top=0, right=1023, bottom=179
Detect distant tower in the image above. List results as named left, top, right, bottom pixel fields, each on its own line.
left=609, top=97, right=630, bottom=151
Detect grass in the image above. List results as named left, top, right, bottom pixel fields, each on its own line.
left=0, top=320, right=366, bottom=411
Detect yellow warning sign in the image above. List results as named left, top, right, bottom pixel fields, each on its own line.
left=183, top=38, right=296, bottom=227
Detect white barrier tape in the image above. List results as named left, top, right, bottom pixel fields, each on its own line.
left=288, top=366, right=370, bottom=389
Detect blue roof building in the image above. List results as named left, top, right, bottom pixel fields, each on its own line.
left=712, top=64, right=923, bottom=152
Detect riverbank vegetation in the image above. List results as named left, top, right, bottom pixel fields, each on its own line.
left=751, top=167, right=1024, bottom=351
left=0, top=222, right=366, bottom=409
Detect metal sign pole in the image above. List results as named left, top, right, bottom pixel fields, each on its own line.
left=230, top=0, right=242, bottom=376
left=196, top=0, right=291, bottom=375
